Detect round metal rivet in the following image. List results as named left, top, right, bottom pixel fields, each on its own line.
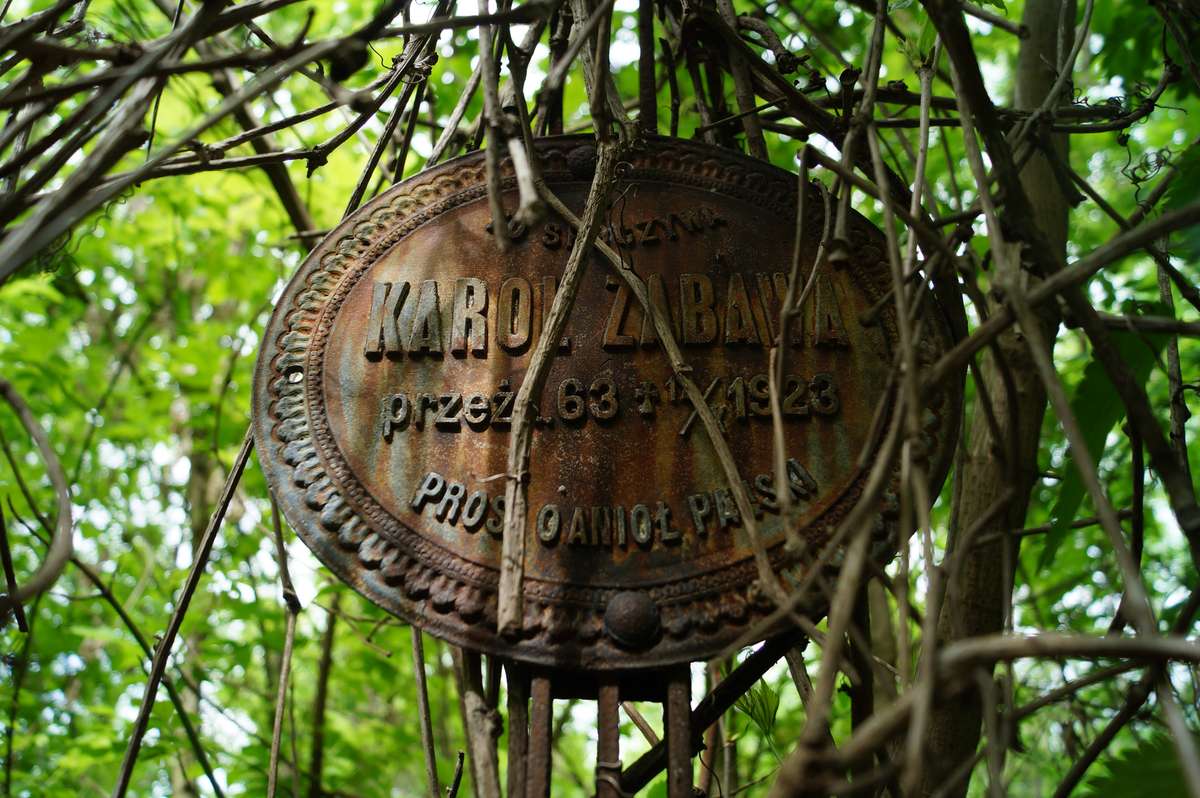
left=604, top=591, right=661, bottom=651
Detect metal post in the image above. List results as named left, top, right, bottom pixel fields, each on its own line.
left=637, top=0, right=658, bottom=135
left=526, top=674, right=553, bottom=798
left=506, top=663, right=530, bottom=798
left=666, top=666, right=693, bottom=797
left=597, top=679, right=621, bottom=798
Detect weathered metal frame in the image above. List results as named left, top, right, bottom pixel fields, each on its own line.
left=505, top=663, right=694, bottom=797
left=500, top=628, right=805, bottom=796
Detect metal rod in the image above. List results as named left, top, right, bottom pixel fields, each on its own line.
left=526, top=675, right=553, bottom=798
left=506, top=663, right=530, bottom=798
left=597, top=679, right=621, bottom=798
left=666, top=667, right=693, bottom=797
left=619, top=630, right=803, bottom=791
left=637, top=0, right=657, bottom=134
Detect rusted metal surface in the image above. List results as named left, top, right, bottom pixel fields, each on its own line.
left=596, top=679, right=621, bottom=798
left=252, top=135, right=961, bottom=670
left=505, top=663, right=529, bottom=798
left=665, top=667, right=693, bottom=797
left=604, top=589, right=661, bottom=650
left=527, top=675, right=553, bottom=798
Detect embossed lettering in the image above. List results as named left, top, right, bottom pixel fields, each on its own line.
left=566, top=507, right=588, bottom=545
left=557, top=378, right=585, bottom=423
left=450, top=278, right=488, bottom=357
left=758, top=272, right=805, bottom=346
left=390, top=371, right=842, bottom=436
left=679, top=274, right=717, bottom=345
left=588, top=375, right=618, bottom=421
left=602, top=277, right=637, bottom=350
left=787, top=458, right=818, bottom=499
left=435, top=481, right=465, bottom=523
left=463, top=393, right=490, bottom=427
left=492, top=379, right=515, bottom=427
left=656, top=501, right=681, bottom=544
left=635, top=218, right=663, bottom=246
left=486, top=495, right=506, bottom=537
left=379, top=393, right=410, bottom=441
left=497, top=276, right=532, bottom=351
left=631, top=504, right=653, bottom=548
left=634, top=381, right=659, bottom=417
left=462, top=490, right=488, bottom=530
left=747, top=374, right=771, bottom=417
left=411, top=472, right=445, bottom=511
left=754, top=473, right=779, bottom=511
left=746, top=274, right=774, bottom=346
left=639, top=273, right=678, bottom=346
left=537, top=504, right=560, bottom=543
left=813, top=273, right=849, bottom=347
left=408, top=280, right=444, bottom=355
left=723, top=273, right=760, bottom=345
left=755, top=273, right=780, bottom=341
left=714, top=488, right=739, bottom=528
left=364, top=281, right=409, bottom=358
left=810, top=372, right=840, bottom=415
left=613, top=506, right=628, bottom=547
left=434, top=393, right=462, bottom=430
left=591, top=506, right=612, bottom=546
left=783, top=377, right=810, bottom=417
left=697, top=207, right=725, bottom=227
left=667, top=210, right=702, bottom=238
left=687, top=492, right=712, bottom=537
left=414, top=392, right=438, bottom=429
left=541, top=221, right=564, bottom=250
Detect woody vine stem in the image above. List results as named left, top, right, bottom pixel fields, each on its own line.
left=0, top=0, right=1199, bottom=796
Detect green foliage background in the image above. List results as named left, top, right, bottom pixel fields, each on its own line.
left=1, top=0, right=1198, bottom=795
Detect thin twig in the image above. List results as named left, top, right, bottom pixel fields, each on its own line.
left=307, top=591, right=339, bottom=798
left=111, top=429, right=253, bottom=798
left=446, top=752, right=465, bottom=798
left=496, top=140, right=620, bottom=636
left=413, top=629, right=442, bottom=798
left=0, top=378, right=72, bottom=616
left=267, top=497, right=301, bottom=798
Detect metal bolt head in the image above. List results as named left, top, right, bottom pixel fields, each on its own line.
left=604, top=591, right=661, bottom=651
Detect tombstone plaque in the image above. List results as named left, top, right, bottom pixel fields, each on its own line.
left=253, top=136, right=960, bottom=669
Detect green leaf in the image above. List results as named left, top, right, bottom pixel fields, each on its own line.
left=734, top=677, right=780, bottom=739
left=900, top=15, right=938, bottom=68
left=1084, top=734, right=1194, bottom=798
left=1165, top=147, right=1200, bottom=261
left=1039, top=308, right=1170, bottom=569
left=0, top=273, right=64, bottom=305
left=916, top=19, right=937, bottom=61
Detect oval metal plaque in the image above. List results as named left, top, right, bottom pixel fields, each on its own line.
left=253, top=136, right=960, bottom=669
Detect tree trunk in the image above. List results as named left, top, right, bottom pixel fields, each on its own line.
left=920, top=1, right=1072, bottom=794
